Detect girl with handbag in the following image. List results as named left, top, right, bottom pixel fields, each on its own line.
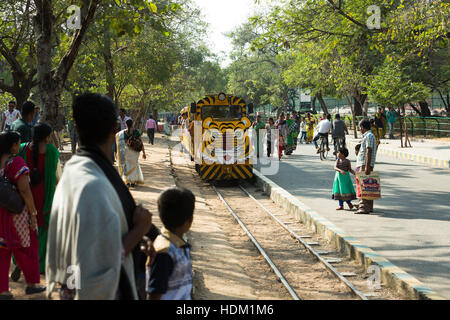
left=116, top=119, right=146, bottom=188
left=0, top=131, right=45, bottom=300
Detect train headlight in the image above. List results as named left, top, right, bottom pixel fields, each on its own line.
left=218, top=93, right=227, bottom=101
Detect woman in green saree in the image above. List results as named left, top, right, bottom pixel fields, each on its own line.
left=18, top=123, right=60, bottom=274
left=285, top=113, right=297, bottom=155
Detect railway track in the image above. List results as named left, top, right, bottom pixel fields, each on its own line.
left=212, top=184, right=369, bottom=301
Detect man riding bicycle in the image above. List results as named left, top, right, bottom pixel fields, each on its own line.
left=313, top=114, right=332, bottom=153
left=331, top=114, right=349, bottom=155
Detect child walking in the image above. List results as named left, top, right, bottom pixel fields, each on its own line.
left=299, top=117, right=307, bottom=144
left=332, top=147, right=356, bottom=210
left=146, top=187, right=195, bottom=300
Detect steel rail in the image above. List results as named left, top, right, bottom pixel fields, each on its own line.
left=238, top=185, right=369, bottom=301
left=212, top=185, right=301, bottom=301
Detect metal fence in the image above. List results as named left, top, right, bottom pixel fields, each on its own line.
left=343, top=116, right=450, bottom=138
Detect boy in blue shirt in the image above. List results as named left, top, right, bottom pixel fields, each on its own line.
left=147, top=187, right=195, bottom=300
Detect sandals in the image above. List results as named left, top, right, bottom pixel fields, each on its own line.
left=25, top=286, right=46, bottom=295
left=336, top=206, right=344, bottom=211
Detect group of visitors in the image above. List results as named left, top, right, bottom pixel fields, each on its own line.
left=253, top=111, right=351, bottom=161
left=253, top=111, right=302, bottom=160
left=1, top=93, right=195, bottom=300
left=1, top=101, right=60, bottom=300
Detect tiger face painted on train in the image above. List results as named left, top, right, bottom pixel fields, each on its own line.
left=180, top=93, right=254, bottom=181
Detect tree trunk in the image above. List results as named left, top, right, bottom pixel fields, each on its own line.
left=34, top=0, right=58, bottom=127
left=311, top=96, right=317, bottom=112
left=409, top=103, right=422, bottom=116
left=34, top=0, right=99, bottom=128
left=315, top=92, right=328, bottom=114
left=103, top=21, right=115, bottom=102
left=351, top=89, right=366, bottom=117
left=345, top=95, right=358, bottom=139
left=418, top=101, right=431, bottom=117
left=363, top=99, right=369, bottom=117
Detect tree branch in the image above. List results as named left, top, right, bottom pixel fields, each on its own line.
left=54, top=0, right=101, bottom=83
left=326, top=0, right=367, bottom=28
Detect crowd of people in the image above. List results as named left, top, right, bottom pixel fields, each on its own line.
left=0, top=93, right=195, bottom=300
left=0, top=95, right=395, bottom=300
left=1, top=101, right=61, bottom=300
left=252, top=109, right=385, bottom=215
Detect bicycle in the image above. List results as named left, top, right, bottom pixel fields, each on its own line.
left=318, top=136, right=329, bottom=161
left=333, top=137, right=345, bottom=159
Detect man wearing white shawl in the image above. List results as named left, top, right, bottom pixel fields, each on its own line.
left=46, top=93, right=152, bottom=300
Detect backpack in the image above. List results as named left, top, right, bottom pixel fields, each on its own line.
left=127, top=134, right=143, bottom=152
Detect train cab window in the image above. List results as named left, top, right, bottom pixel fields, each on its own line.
left=201, top=105, right=242, bottom=120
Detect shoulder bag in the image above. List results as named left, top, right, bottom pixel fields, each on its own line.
left=0, top=158, right=26, bottom=214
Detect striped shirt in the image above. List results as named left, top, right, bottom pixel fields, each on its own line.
left=356, top=130, right=377, bottom=168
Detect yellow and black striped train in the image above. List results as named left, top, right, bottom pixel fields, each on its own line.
left=180, top=93, right=254, bottom=181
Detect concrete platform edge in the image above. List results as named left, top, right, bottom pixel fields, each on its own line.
left=253, top=169, right=446, bottom=300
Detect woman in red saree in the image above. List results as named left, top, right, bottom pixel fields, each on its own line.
left=0, top=131, right=45, bottom=300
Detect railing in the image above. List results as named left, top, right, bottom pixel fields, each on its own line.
left=344, top=116, right=450, bottom=138
left=252, top=110, right=450, bottom=138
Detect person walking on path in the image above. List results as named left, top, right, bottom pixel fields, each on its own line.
left=46, top=93, right=153, bottom=300
left=375, top=107, right=385, bottom=139
left=285, top=112, right=298, bottom=155
left=18, top=123, right=60, bottom=275
left=292, top=111, right=300, bottom=148
left=1, top=101, right=21, bottom=131
left=275, top=113, right=287, bottom=159
left=331, top=114, right=349, bottom=155
left=146, top=116, right=157, bottom=145
left=253, top=114, right=265, bottom=158
left=147, top=187, right=195, bottom=300
left=116, top=119, right=146, bottom=188
left=118, top=109, right=132, bottom=131
left=299, top=116, right=307, bottom=144
left=305, top=113, right=315, bottom=143
left=355, top=119, right=377, bottom=215
left=0, top=131, right=45, bottom=300
left=10, top=101, right=35, bottom=143
left=332, top=147, right=356, bottom=211
left=386, top=107, right=397, bottom=139
left=265, top=117, right=275, bottom=158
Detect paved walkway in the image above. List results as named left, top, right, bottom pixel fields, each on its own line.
left=256, top=142, right=450, bottom=298
left=346, top=134, right=450, bottom=168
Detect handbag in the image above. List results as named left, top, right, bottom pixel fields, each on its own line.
left=127, top=134, right=143, bottom=152
left=356, top=171, right=381, bottom=200
left=0, top=158, right=26, bottom=214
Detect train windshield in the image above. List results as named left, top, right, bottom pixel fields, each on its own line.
left=201, top=105, right=242, bottom=120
